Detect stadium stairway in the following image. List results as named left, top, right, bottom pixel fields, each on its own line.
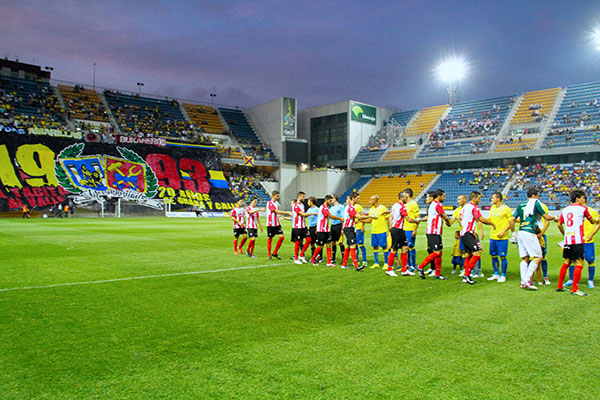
left=535, top=87, right=567, bottom=150
left=403, top=104, right=449, bottom=136
left=98, top=92, right=122, bottom=134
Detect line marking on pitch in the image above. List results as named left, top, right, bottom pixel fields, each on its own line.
left=0, top=262, right=290, bottom=292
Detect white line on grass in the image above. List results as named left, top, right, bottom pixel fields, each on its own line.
left=0, top=262, right=289, bottom=292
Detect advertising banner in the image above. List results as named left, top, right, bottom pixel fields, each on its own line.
left=0, top=132, right=236, bottom=212
left=350, top=102, right=377, bottom=125
left=282, top=97, right=296, bottom=137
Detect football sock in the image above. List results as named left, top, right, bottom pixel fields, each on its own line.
left=359, top=245, right=367, bottom=263
left=340, top=244, right=345, bottom=254
left=233, top=239, right=238, bottom=252
left=326, top=247, right=332, bottom=264
left=473, top=259, right=481, bottom=275
left=519, top=260, right=528, bottom=282
left=373, top=251, right=380, bottom=265
left=541, top=259, right=548, bottom=278
left=383, top=251, right=390, bottom=264
left=387, top=252, right=396, bottom=271
left=491, top=256, right=499, bottom=275
left=267, top=237, right=273, bottom=256
left=589, top=265, right=596, bottom=281
left=409, top=247, right=416, bottom=267
left=342, top=247, right=350, bottom=266
left=558, top=262, right=569, bottom=289
left=350, top=248, right=358, bottom=267
left=434, top=254, right=443, bottom=276
left=249, top=240, right=255, bottom=255
left=572, top=264, right=583, bottom=292
left=569, top=265, right=575, bottom=280
left=274, top=237, right=284, bottom=254
left=501, top=257, right=508, bottom=275
left=464, top=255, right=472, bottom=275
left=301, top=237, right=312, bottom=256
left=332, top=245, right=338, bottom=261
left=400, top=252, right=408, bottom=272
left=419, top=252, right=439, bottom=270
left=239, top=237, right=247, bottom=252
left=311, top=247, right=322, bottom=262
left=465, top=255, right=480, bottom=277
left=526, top=261, right=538, bottom=283
left=294, top=242, right=300, bottom=259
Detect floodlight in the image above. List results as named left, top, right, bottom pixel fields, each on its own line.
left=436, top=56, right=469, bottom=83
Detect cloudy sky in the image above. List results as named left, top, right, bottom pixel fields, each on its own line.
left=3, top=0, right=600, bottom=111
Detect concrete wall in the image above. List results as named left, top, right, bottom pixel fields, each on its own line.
left=296, top=169, right=360, bottom=199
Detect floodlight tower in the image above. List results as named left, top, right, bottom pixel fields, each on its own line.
left=436, top=56, right=469, bottom=105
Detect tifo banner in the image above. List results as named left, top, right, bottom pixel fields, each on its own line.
left=350, top=102, right=377, bottom=125
left=0, top=132, right=236, bottom=212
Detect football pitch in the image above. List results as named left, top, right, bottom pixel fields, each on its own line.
left=0, top=217, right=598, bottom=399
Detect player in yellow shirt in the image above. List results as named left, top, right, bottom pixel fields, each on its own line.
left=402, top=188, right=421, bottom=271
left=566, top=204, right=599, bottom=289
left=365, top=195, right=390, bottom=268
left=487, top=192, right=514, bottom=283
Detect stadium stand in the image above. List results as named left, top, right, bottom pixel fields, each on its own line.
left=424, top=167, right=513, bottom=206
left=218, top=145, right=244, bottom=160
left=104, top=90, right=191, bottom=138
left=510, top=87, right=561, bottom=125
left=494, top=137, right=537, bottom=152
left=383, top=148, right=416, bottom=161
left=226, top=171, right=275, bottom=206
left=506, top=162, right=600, bottom=208
left=418, top=138, right=493, bottom=158
left=0, top=75, right=66, bottom=128
left=58, top=84, right=109, bottom=122
left=219, top=107, right=277, bottom=161
left=359, top=173, right=437, bottom=207
left=339, top=175, right=371, bottom=201
left=353, top=148, right=386, bottom=163
left=389, top=110, right=418, bottom=127
left=431, top=95, right=515, bottom=141
left=183, top=103, right=225, bottom=135
left=403, top=104, right=448, bottom=136
left=542, top=81, right=600, bottom=149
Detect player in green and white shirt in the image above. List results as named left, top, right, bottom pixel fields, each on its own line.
left=509, top=187, right=555, bottom=290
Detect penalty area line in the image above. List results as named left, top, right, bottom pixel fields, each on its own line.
left=0, top=262, right=290, bottom=292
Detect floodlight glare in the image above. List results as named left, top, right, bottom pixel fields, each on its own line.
left=594, top=28, right=600, bottom=51
left=436, top=56, right=469, bottom=83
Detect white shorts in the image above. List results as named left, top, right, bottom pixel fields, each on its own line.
left=517, top=230, right=542, bottom=258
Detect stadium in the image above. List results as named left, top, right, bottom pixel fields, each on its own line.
left=2, top=2, right=600, bottom=399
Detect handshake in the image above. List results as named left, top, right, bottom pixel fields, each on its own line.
left=509, top=232, right=517, bottom=244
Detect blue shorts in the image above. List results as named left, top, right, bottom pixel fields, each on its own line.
left=371, top=232, right=387, bottom=249
left=541, top=235, right=547, bottom=257
left=584, top=242, right=595, bottom=264
left=489, top=239, right=508, bottom=257
left=356, top=229, right=365, bottom=245
left=405, top=231, right=416, bottom=248
left=452, top=256, right=463, bottom=265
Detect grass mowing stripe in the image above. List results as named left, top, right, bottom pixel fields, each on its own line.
left=0, top=262, right=289, bottom=292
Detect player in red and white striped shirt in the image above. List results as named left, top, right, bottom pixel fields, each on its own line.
left=245, top=197, right=264, bottom=258
left=230, top=198, right=247, bottom=255
left=266, top=191, right=292, bottom=260
left=557, top=189, right=599, bottom=295
left=291, top=191, right=317, bottom=264
left=310, top=195, right=344, bottom=266
left=459, top=191, right=495, bottom=284
left=341, top=192, right=371, bottom=271
left=417, top=189, right=452, bottom=279
left=386, top=191, right=420, bottom=277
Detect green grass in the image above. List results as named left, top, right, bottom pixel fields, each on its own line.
left=0, top=217, right=598, bottom=399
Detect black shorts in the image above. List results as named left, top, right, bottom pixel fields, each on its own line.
left=460, top=232, right=482, bottom=254
left=330, top=224, right=343, bottom=242
left=291, top=227, right=309, bottom=243
left=426, top=234, right=443, bottom=252
left=233, top=227, right=247, bottom=237
left=343, top=227, right=357, bottom=246
left=563, top=243, right=584, bottom=261
left=267, top=225, right=284, bottom=238
left=390, top=228, right=408, bottom=251
left=316, top=231, right=331, bottom=246
left=309, top=226, right=317, bottom=241
left=247, top=228, right=258, bottom=238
